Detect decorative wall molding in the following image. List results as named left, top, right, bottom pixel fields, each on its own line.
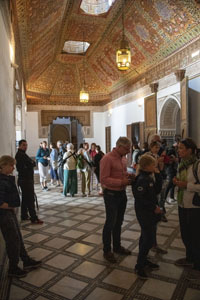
left=41, top=110, right=90, bottom=126
left=174, top=69, right=186, bottom=82
left=150, top=83, right=159, bottom=93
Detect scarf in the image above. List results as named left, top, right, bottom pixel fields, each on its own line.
left=177, top=155, right=197, bottom=205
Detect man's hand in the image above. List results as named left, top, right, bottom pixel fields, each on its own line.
left=154, top=206, right=162, bottom=214
left=121, top=178, right=131, bottom=186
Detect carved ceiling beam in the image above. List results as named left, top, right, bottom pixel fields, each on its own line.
left=150, top=83, right=159, bottom=93
left=174, top=69, right=186, bottom=82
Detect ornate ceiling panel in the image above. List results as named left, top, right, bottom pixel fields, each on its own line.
left=13, top=0, right=200, bottom=106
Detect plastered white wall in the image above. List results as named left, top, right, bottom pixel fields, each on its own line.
left=0, top=11, right=16, bottom=156
left=25, top=111, right=47, bottom=157
left=85, top=112, right=105, bottom=151
left=104, top=98, right=144, bottom=148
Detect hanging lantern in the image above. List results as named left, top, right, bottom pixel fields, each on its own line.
left=116, top=0, right=131, bottom=71
left=80, top=31, right=89, bottom=103
left=80, top=88, right=89, bottom=103
left=116, top=39, right=131, bottom=71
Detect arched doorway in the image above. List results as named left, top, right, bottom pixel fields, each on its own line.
left=159, top=97, right=181, bottom=145
left=51, top=125, right=70, bottom=144
left=49, top=117, right=84, bottom=151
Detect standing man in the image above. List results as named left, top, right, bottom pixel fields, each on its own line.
left=100, top=137, right=133, bottom=263
left=15, top=140, right=43, bottom=224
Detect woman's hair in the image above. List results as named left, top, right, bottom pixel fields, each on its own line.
left=180, top=138, right=197, bottom=154
left=50, top=142, right=56, bottom=148
left=138, top=154, right=156, bottom=171
left=0, top=155, right=15, bottom=170
left=67, top=143, right=74, bottom=150
left=96, top=145, right=101, bottom=151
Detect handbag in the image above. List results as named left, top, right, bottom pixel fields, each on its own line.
left=52, top=161, right=58, bottom=170
left=192, top=160, right=200, bottom=206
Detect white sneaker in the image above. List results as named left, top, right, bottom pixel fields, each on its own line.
left=166, top=198, right=176, bottom=204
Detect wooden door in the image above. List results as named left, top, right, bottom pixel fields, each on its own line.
left=105, top=126, right=111, bottom=153
left=180, top=77, right=189, bottom=138
left=144, top=94, right=157, bottom=143
left=126, top=124, right=132, bottom=166
left=71, top=120, right=78, bottom=151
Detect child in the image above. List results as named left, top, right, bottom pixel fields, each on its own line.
left=0, top=155, right=42, bottom=278
left=132, top=155, right=162, bottom=279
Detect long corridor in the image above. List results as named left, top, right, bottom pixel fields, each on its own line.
left=1, top=181, right=200, bottom=300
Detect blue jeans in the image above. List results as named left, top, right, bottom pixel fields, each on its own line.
left=103, top=189, right=127, bottom=253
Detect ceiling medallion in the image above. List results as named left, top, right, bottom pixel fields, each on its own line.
left=116, top=0, right=131, bottom=71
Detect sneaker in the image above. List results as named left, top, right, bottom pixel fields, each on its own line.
left=44, top=186, right=49, bottom=191
left=174, top=258, right=193, bottom=267
left=8, top=266, right=27, bottom=278
left=103, top=252, right=117, bottom=263
left=24, top=258, right=42, bottom=271
left=151, top=246, right=168, bottom=254
left=135, top=268, right=148, bottom=279
left=166, top=198, right=176, bottom=205
left=31, top=219, right=44, bottom=225
left=114, top=246, right=131, bottom=255
left=145, top=260, right=160, bottom=270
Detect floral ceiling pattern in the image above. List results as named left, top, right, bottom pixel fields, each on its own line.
left=13, top=0, right=200, bottom=105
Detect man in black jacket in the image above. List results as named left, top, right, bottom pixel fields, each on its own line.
left=15, top=140, right=43, bottom=224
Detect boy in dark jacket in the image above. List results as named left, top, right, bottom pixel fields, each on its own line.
left=0, top=156, right=42, bottom=278
left=132, top=155, right=162, bottom=279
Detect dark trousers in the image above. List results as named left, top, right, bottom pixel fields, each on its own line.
left=0, top=210, right=29, bottom=269
left=178, top=206, right=200, bottom=269
left=18, top=180, right=37, bottom=221
left=103, top=189, right=127, bottom=253
left=136, top=212, right=156, bottom=269
left=164, top=177, right=175, bottom=199
left=58, top=166, right=64, bottom=184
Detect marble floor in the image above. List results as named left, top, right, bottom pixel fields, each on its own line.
left=0, top=178, right=200, bottom=300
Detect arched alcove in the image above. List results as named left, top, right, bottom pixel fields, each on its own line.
left=159, top=97, right=181, bottom=144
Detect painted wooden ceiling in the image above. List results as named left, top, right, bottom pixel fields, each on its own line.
left=13, top=0, right=200, bottom=106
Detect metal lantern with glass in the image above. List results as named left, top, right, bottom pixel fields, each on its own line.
left=116, top=0, right=131, bottom=71
left=80, top=31, right=89, bottom=103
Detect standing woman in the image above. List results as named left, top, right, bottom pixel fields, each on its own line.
left=36, top=141, right=50, bottom=190
left=49, top=142, right=59, bottom=186
left=173, top=138, right=200, bottom=279
left=63, top=143, right=77, bottom=197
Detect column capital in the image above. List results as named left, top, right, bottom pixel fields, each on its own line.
left=150, top=82, right=159, bottom=93
left=174, top=69, right=186, bottom=81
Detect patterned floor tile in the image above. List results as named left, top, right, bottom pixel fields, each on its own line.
left=66, top=243, right=94, bottom=256
left=85, top=287, right=123, bottom=300
left=103, top=269, right=137, bottom=289
left=139, top=278, right=176, bottom=300
left=72, top=261, right=105, bottom=278
left=45, top=254, right=77, bottom=269
left=48, top=276, right=87, bottom=299
left=20, top=268, right=57, bottom=287
left=0, top=181, right=199, bottom=300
